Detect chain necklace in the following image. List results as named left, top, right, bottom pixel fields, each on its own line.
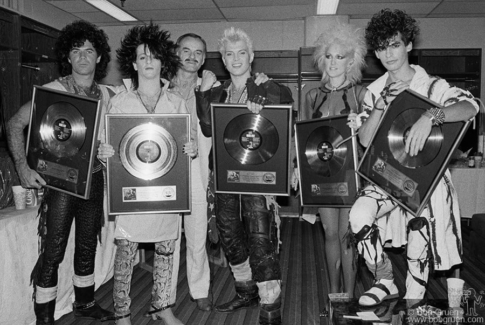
left=229, top=84, right=247, bottom=103
left=136, top=89, right=162, bottom=114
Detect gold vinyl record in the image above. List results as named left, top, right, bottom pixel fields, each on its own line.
left=119, top=123, right=177, bottom=180
left=388, top=108, right=443, bottom=169
left=39, top=102, right=86, bottom=158
left=305, top=126, right=347, bottom=177
left=223, top=114, right=279, bottom=165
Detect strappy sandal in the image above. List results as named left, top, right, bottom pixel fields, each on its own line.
left=358, top=279, right=399, bottom=307
left=143, top=304, right=175, bottom=320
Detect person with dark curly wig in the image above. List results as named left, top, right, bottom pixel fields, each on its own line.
left=348, top=9, right=478, bottom=306
left=97, top=23, right=196, bottom=325
left=7, top=20, right=122, bottom=324
left=293, top=22, right=368, bottom=299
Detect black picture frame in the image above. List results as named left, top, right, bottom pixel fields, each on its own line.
left=26, top=86, right=102, bottom=199
left=106, top=113, right=191, bottom=215
left=357, top=89, right=471, bottom=217
left=211, top=103, right=292, bottom=196
left=295, top=115, right=361, bottom=207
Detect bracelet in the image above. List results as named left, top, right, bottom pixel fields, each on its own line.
left=423, top=107, right=445, bottom=126
left=374, top=106, right=385, bottom=111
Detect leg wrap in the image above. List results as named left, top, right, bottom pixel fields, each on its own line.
left=152, top=240, right=176, bottom=309
left=216, top=193, right=249, bottom=265
left=230, top=257, right=252, bottom=282
left=113, top=239, right=138, bottom=316
left=405, top=217, right=430, bottom=300
left=241, top=195, right=280, bottom=283
left=354, top=224, right=393, bottom=281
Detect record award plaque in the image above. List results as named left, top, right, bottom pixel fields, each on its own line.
left=106, top=114, right=191, bottom=215
left=357, top=89, right=471, bottom=216
left=295, top=115, right=360, bottom=207
left=211, top=103, right=292, bottom=196
left=26, top=86, right=102, bottom=199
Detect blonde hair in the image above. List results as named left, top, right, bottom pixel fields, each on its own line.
left=218, top=27, right=254, bottom=56
left=313, top=23, right=367, bottom=85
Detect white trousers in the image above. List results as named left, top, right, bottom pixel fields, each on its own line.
left=173, top=157, right=210, bottom=299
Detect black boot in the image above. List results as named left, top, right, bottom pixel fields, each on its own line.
left=216, top=280, right=259, bottom=313
left=34, top=300, right=56, bottom=325
left=73, top=285, right=116, bottom=322
left=259, top=297, right=282, bottom=325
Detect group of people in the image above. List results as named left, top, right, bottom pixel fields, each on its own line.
left=5, top=7, right=478, bottom=325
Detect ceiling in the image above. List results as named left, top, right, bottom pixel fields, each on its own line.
left=44, top=0, right=485, bottom=26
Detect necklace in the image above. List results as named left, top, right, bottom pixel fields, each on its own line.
left=136, top=89, right=162, bottom=114
left=327, top=78, right=347, bottom=92
left=230, top=84, right=247, bottom=103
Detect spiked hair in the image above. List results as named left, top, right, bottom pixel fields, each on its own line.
left=218, top=27, right=254, bottom=56
left=116, top=22, right=180, bottom=89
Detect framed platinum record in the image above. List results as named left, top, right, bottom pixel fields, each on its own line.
left=106, top=114, right=191, bottom=215
left=295, top=114, right=361, bottom=207
left=211, top=103, right=292, bottom=196
left=26, top=86, right=102, bottom=199
left=357, top=89, right=471, bottom=217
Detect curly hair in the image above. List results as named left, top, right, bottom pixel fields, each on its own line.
left=55, top=20, right=111, bottom=81
left=313, top=23, right=367, bottom=85
left=116, top=23, right=180, bottom=89
left=218, top=27, right=253, bottom=56
left=365, top=9, right=420, bottom=51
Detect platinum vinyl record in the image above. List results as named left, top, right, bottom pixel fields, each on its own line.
left=223, top=113, right=279, bottom=165
left=39, top=102, right=86, bottom=158
left=388, top=108, right=443, bottom=169
left=119, top=123, right=178, bottom=180
left=305, top=125, right=347, bottom=177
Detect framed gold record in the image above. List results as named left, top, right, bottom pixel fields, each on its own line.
left=26, top=86, right=102, bottom=199
left=295, top=115, right=361, bottom=207
left=357, top=89, right=471, bottom=217
left=211, top=103, right=292, bottom=196
left=106, top=114, right=190, bottom=215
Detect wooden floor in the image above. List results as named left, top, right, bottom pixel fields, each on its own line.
left=56, top=218, right=485, bottom=325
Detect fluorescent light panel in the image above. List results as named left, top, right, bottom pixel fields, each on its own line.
left=317, top=0, right=340, bottom=15
left=85, top=0, right=137, bottom=21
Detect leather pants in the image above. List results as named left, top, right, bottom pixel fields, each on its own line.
left=33, top=170, right=104, bottom=288
left=216, top=193, right=281, bottom=283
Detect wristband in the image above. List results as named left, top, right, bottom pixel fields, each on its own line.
left=423, top=107, right=445, bottom=126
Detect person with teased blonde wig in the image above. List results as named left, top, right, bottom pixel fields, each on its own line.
left=294, top=22, right=369, bottom=298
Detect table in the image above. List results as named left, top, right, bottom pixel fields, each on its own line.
left=0, top=196, right=117, bottom=325
left=449, top=166, right=485, bottom=219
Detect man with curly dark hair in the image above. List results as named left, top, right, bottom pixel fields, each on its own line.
left=7, top=20, right=122, bottom=324
left=348, top=9, right=478, bottom=306
left=97, top=23, right=196, bottom=325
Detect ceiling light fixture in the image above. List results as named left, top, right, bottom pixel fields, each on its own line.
left=85, top=0, right=137, bottom=21
left=317, top=0, right=340, bottom=15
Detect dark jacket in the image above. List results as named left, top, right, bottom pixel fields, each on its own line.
left=195, top=76, right=294, bottom=170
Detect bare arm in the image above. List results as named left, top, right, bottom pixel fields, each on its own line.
left=6, top=101, right=46, bottom=188
left=405, top=99, right=477, bottom=156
